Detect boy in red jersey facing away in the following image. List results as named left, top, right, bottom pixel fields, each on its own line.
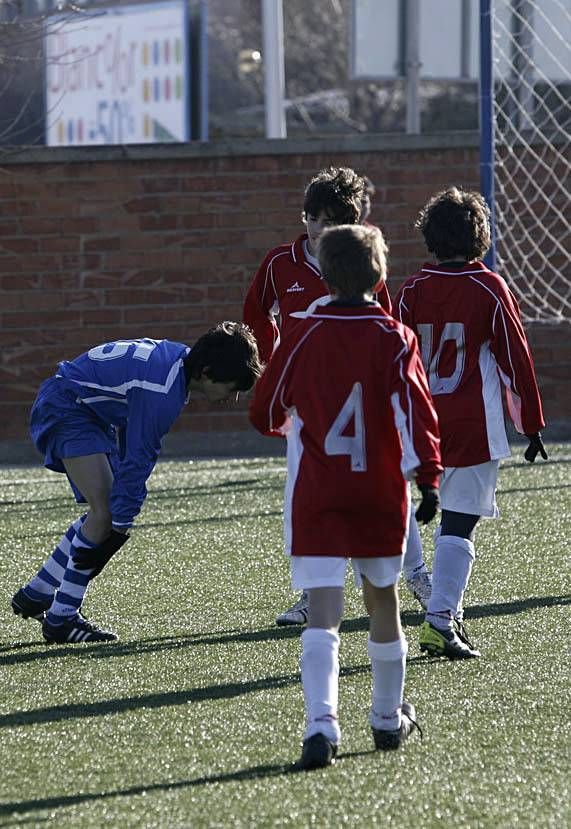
left=244, top=166, right=432, bottom=625
left=250, top=225, right=442, bottom=769
left=395, top=187, right=547, bottom=660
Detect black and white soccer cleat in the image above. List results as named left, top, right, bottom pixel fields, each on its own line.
left=42, top=614, right=118, bottom=644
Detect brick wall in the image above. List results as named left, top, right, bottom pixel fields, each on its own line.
left=0, top=134, right=568, bottom=459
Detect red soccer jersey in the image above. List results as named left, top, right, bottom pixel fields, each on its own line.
left=394, top=261, right=545, bottom=467
left=250, top=304, right=442, bottom=558
left=243, top=234, right=391, bottom=362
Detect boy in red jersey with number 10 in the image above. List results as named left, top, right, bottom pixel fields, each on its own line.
left=395, top=187, right=547, bottom=660
left=250, top=225, right=442, bottom=769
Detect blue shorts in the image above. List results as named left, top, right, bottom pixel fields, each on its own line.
left=30, top=377, right=119, bottom=503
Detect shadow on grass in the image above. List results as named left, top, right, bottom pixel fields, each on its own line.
left=0, top=656, right=428, bottom=731
left=0, top=664, right=339, bottom=729
left=0, top=742, right=413, bottom=820
left=3, top=594, right=569, bottom=668
left=0, top=759, right=300, bottom=819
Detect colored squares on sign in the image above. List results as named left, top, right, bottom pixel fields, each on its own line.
left=164, top=40, right=170, bottom=64
left=143, top=114, right=151, bottom=137
left=57, top=121, right=64, bottom=143
left=164, top=77, right=171, bottom=101
left=143, top=78, right=150, bottom=102
left=154, top=77, right=160, bottom=101
left=175, top=39, right=182, bottom=63
left=153, top=41, right=159, bottom=65
left=142, top=42, right=149, bottom=66
left=68, top=120, right=74, bottom=143
left=77, top=120, right=83, bottom=142
left=175, top=76, right=182, bottom=99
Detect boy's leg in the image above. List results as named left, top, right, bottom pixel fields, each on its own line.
left=12, top=514, right=87, bottom=621
left=301, top=587, right=344, bottom=746
left=360, top=575, right=419, bottom=750
left=420, top=510, right=480, bottom=659
left=420, top=461, right=499, bottom=659
left=290, top=555, right=347, bottom=769
left=43, top=454, right=118, bottom=643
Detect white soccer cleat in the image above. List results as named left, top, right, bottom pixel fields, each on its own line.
left=275, top=591, right=309, bottom=626
left=405, top=569, right=432, bottom=610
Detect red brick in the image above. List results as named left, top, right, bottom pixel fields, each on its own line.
left=0, top=143, right=568, bottom=445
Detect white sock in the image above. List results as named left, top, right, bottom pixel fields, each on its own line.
left=368, top=637, right=408, bottom=731
left=403, top=510, right=426, bottom=577
left=301, top=627, right=341, bottom=744
left=426, top=535, right=475, bottom=630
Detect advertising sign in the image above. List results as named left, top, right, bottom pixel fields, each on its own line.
left=45, top=1, right=189, bottom=145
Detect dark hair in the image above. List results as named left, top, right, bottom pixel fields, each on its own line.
left=185, top=322, right=263, bottom=391
left=303, top=167, right=365, bottom=225
left=416, top=187, right=491, bottom=261
left=317, top=224, right=388, bottom=298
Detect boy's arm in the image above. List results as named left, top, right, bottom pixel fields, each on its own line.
left=110, top=387, right=181, bottom=529
left=250, top=324, right=314, bottom=436
left=389, top=329, right=442, bottom=488
left=490, top=280, right=545, bottom=437
left=249, top=343, right=291, bottom=436
left=243, top=253, right=281, bottom=363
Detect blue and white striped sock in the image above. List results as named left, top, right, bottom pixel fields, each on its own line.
left=46, top=527, right=96, bottom=624
left=25, top=515, right=86, bottom=602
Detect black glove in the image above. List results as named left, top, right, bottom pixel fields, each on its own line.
left=415, top=484, right=440, bottom=525
left=524, top=432, right=548, bottom=463
left=73, top=529, right=130, bottom=579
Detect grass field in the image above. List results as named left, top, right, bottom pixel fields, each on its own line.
left=1, top=445, right=569, bottom=828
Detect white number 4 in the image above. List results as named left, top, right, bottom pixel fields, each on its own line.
left=324, top=382, right=367, bottom=472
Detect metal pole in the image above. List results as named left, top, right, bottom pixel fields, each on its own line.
left=405, top=0, right=421, bottom=134
left=262, top=0, right=286, bottom=138
left=511, top=0, right=535, bottom=132
left=199, top=0, right=209, bottom=141
left=479, top=0, right=497, bottom=271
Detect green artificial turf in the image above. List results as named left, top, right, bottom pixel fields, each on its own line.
left=0, top=446, right=569, bottom=828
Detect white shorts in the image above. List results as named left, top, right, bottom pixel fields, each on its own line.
left=440, top=460, right=500, bottom=518
left=291, top=554, right=403, bottom=591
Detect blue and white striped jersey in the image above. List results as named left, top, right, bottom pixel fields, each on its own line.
left=55, top=338, right=190, bottom=528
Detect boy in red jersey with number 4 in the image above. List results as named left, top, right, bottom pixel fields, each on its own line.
left=395, top=187, right=547, bottom=660
left=250, top=224, right=442, bottom=769
left=245, top=166, right=432, bottom=626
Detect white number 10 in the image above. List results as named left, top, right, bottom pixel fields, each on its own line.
left=417, top=322, right=465, bottom=395
left=324, top=382, right=367, bottom=472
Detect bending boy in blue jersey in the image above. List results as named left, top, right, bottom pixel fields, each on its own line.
left=12, top=322, right=262, bottom=644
